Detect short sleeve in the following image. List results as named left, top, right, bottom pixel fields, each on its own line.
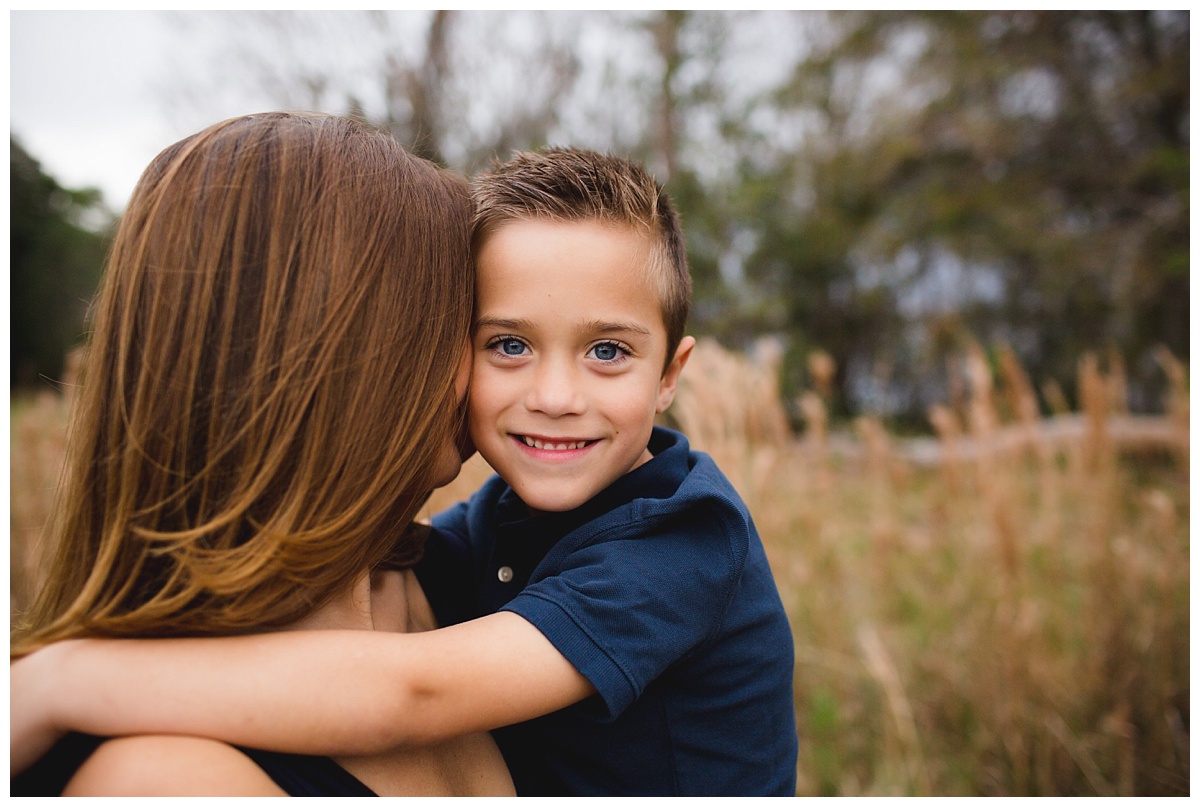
left=501, top=501, right=747, bottom=719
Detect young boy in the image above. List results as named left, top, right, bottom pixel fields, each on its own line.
left=13, top=149, right=798, bottom=796
left=416, top=148, right=797, bottom=794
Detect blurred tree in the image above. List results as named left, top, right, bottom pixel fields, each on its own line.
left=166, top=10, right=582, bottom=173
left=753, top=10, right=1188, bottom=415
left=635, top=11, right=744, bottom=342
left=156, top=10, right=1188, bottom=420
left=10, top=138, right=111, bottom=390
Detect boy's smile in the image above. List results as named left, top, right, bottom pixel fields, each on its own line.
left=470, top=218, right=693, bottom=514
left=513, top=435, right=597, bottom=457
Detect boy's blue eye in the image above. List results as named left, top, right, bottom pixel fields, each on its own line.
left=487, top=336, right=525, bottom=355
left=588, top=342, right=627, bottom=362
left=499, top=338, right=527, bottom=356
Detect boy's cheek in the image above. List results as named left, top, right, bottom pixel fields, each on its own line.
left=465, top=398, right=498, bottom=455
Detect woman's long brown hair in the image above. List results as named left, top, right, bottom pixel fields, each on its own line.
left=12, top=113, right=473, bottom=655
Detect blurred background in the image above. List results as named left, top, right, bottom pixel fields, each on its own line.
left=9, top=10, right=1190, bottom=796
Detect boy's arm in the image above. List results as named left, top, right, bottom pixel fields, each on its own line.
left=11, top=611, right=593, bottom=771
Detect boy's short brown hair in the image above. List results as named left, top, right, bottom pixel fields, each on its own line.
left=472, top=148, right=691, bottom=363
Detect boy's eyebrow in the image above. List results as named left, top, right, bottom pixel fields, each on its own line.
left=580, top=319, right=655, bottom=337
left=474, top=316, right=534, bottom=332
left=474, top=315, right=654, bottom=337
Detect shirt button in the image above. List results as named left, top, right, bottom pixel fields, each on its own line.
left=497, top=566, right=514, bottom=583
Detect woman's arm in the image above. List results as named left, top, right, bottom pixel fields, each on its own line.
left=11, top=612, right=593, bottom=772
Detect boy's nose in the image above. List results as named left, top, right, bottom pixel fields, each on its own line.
left=525, top=359, right=586, bottom=417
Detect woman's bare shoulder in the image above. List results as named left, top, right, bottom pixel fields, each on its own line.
left=63, top=735, right=286, bottom=796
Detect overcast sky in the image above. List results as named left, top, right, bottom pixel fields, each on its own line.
left=11, top=11, right=294, bottom=209
left=9, top=10, right=805, bottom=213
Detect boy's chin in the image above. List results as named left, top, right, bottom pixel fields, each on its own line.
left=515, top=485, right=597, bottom=516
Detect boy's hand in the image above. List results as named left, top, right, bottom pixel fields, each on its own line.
left=10, top=641, right=73, bottom=775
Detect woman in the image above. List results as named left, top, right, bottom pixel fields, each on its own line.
left=10, top=112, right=514, bottom=796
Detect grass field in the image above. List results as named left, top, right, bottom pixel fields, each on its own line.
left=11, top=341, right=1190, bottom=795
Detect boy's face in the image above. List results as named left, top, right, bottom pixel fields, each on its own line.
left=470, top=218, right=693, bottom=514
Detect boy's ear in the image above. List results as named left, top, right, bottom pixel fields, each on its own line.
left=656, top=336, right=696, bottom=414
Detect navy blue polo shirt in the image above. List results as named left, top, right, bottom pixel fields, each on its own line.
left=417, top=427, right=798, bottom=796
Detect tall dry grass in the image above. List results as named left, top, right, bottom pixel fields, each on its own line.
left=666, top=339, right=1189, bottom=796
left=10, top=340, right=1189, bottom=795
left=10, top=391, right=72, bottom=617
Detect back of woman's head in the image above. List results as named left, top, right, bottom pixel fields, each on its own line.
left=14, top=112, right=472, bottom=651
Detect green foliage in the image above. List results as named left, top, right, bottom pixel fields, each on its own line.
left=10, top=138, right=112, bottom=390
left=662, top=11, right=1189, bottom=421
left=33, top=11, right=1187, bottom=421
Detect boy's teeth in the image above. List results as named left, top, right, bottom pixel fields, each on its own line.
left=522, top=436, right=587, bottom=451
